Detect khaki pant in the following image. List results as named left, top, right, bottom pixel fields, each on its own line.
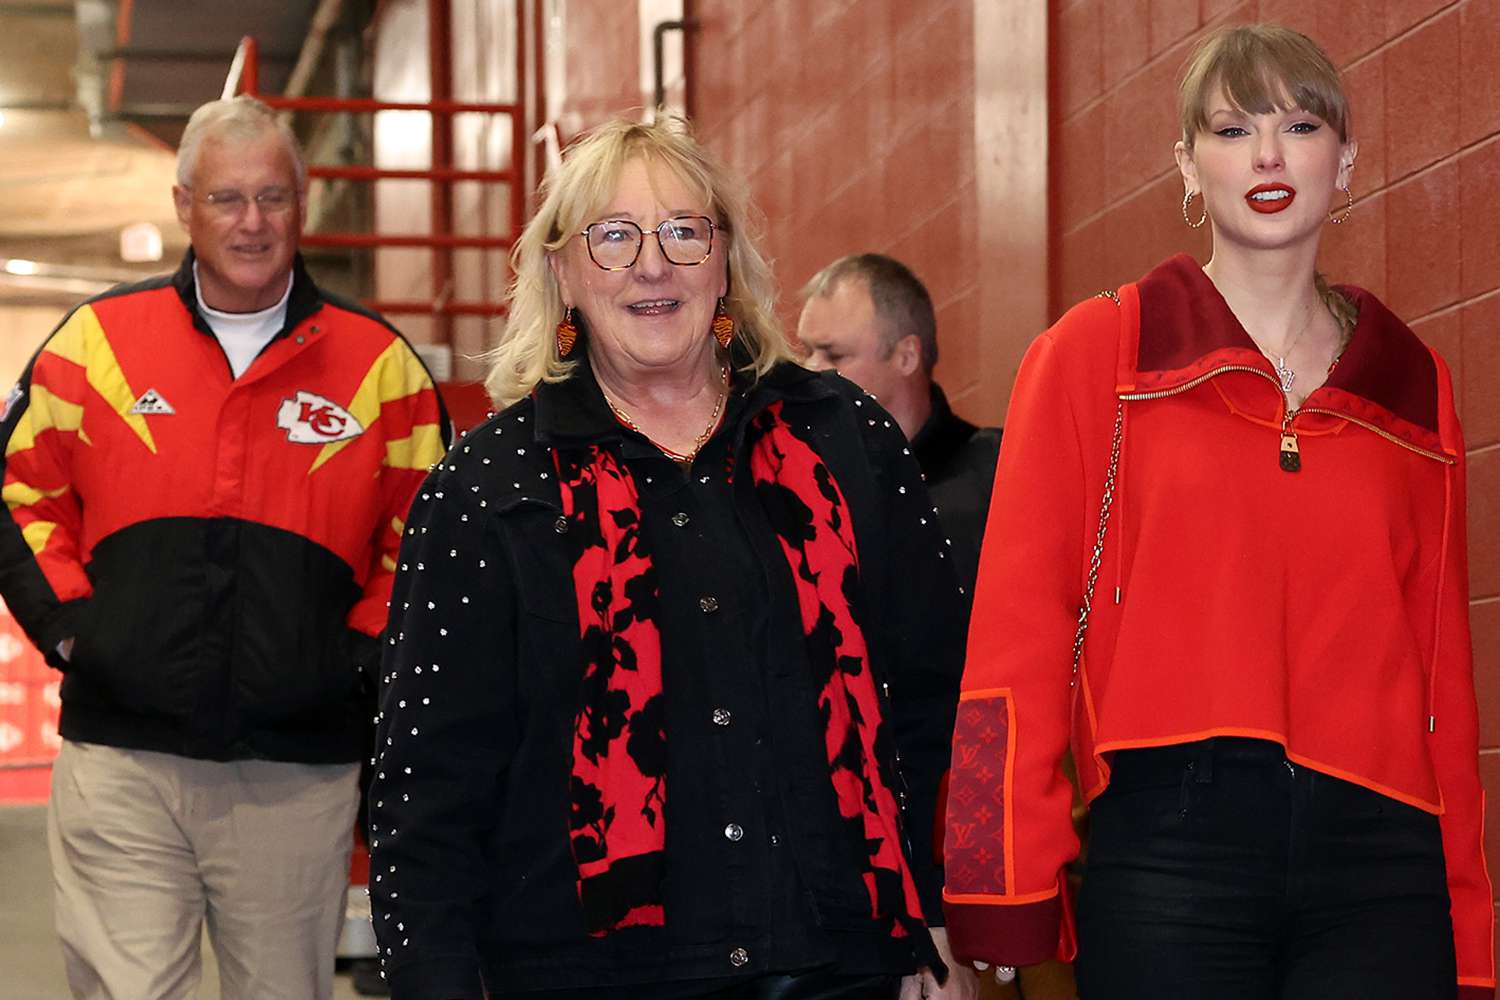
left=47, top=740, right=360, bottom=1000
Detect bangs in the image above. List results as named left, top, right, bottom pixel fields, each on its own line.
left=1180, top=24, right=1349, bottom=145
left=546, top=124, right=720, bottom=246
left=637, top=145, right=720, bottom=220
left=544, top=142, right=626, bottom=247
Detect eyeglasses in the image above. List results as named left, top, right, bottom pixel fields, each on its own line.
left=578, top=215, right=723, bottom=271
left=191, top=187, right=298, bottom=219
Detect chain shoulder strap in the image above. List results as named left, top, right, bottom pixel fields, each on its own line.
left=1071, top=288, right=1126, bottom=678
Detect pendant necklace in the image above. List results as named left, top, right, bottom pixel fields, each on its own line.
left=1265, top=296, right=1319, bottom=394
left=1269, top=296, right=1344, bottom=477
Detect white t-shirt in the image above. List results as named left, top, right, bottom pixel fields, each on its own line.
left=194, top=264, right=294, bottom=378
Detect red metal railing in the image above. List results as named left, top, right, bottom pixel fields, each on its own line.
left=226, top=0, right=526, bottom=334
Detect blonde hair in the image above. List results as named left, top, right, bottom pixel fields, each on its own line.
left=485, top=116, right=795, bottom=408
left=1180, top=24, right=1358, bottom=334
left=1179, top=24, right=1349, bottom=149
left=177, top=96, right=307, bottom=190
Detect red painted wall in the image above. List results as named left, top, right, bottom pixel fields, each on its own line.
left=689, top=0, right=985, bottom=413
left=557, top=2, right=642, bottom=131
left=551, top=1, right=990, bottom=419
left=1051, top=0, right=1500, bottom=951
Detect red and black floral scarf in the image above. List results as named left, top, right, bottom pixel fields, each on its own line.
left=554, top=401, right=925, bottom=939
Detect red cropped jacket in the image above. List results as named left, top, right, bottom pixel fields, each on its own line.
left=942, top=255, right=1493, bottom=998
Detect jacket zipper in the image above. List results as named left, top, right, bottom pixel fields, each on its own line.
left=1119, top=365, right=1455, bottom=470
left=1117, top=364, right=1271, bottom=403
left=1294, top=407, right=1454, bottom=465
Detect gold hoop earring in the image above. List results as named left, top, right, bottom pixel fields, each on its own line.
left=1328, top=187, right=1354, bottom=225
left=1182, top=191, right=1207, bottom=229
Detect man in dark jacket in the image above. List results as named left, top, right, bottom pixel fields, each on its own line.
left=799, top=254, right=998, bottom=1000
left=0, top=96, right=448, bottom=1000
left=798, top=254, right=1001, bottom=597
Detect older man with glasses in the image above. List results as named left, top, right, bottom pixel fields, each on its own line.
left=0, top=95, right=449, bottom=1000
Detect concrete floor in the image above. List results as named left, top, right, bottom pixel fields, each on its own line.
left=0, top=804, right=366, bottom=999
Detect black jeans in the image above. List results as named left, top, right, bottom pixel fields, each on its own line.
left=707, top=974, right=900, bottom=999
left=1075, top=738, right=1456, bottom=1000
left=522, top=973, right=900, bottom=1000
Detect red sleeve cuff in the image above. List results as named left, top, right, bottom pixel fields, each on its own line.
left=941, top=893, right=1063, bottom=968
left=1458, top=986, right=1494, bottom=1000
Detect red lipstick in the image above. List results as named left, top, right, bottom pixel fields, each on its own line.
left=1245, top=183, right=1296, bottom=214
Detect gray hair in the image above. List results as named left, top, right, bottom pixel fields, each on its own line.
left=176, top=96, right=307, bottom=190
left=801, top=254, right=938, bottom=373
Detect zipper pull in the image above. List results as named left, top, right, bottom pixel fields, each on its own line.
left=1279, top=413, right=1301, bottom=473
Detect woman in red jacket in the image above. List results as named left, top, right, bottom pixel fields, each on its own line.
left=943, top=23, right=1491, bottom=1000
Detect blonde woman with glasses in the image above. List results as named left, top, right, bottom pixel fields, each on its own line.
left=369, top=117, right=979, bottom=1000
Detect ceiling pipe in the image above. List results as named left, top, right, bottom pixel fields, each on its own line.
left=281, top=0, right=346, bottom=107
left=651, top=19, right=695, bottom=112
left=73, top=0, right=116, bottom=137
left=100, top=46, right=298, bottom=63
left=0, top=257, right=139, bottom=299
left=0, top=100, right=75, bottom=112
left=0, top=3, right=74, bottom=17
left=276, top=0, right=357, bottom=237
left=221, top=35, right=253, bottom=99
left=1, top=258, right=137, bottom=282
left=101, top=102, right=198, bottom=119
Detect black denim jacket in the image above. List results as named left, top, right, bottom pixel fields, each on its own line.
left=910, top=383, right=1002, bottom=599
left=369, top=361, right=965, bottom=999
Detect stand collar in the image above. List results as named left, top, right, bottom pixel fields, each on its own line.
left=532, top=348, right=833, bottom=450
left=171, top=248, right=324, bottom=340
left=1131, top=254, right=1440, bottom=437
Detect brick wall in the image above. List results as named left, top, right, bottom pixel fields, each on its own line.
left=688, top=0, right=990, bottom=414
left=1051, top=0, right=1500, bottom=948
left=557, top=1, right=642, bottom=132
left=550, top=1, right=996, bottom=420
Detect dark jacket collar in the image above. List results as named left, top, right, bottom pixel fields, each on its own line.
left=1131, top=253, right=1441, bottom=439
left=532, top=348, right=834, bottom=451
left=910, top=383, right=978, bottom=475
left=171, top=248, right=324, bottom=340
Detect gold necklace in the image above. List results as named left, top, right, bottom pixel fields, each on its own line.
left=603, top=362, right=730, bottom=465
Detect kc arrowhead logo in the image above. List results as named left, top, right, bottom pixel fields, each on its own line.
left=276, top=390, right=364, bottom=444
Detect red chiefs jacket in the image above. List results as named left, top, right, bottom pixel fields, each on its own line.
left=943, top=255, right=1492, bottom=997
left=0, top=253, right=450, bottom=763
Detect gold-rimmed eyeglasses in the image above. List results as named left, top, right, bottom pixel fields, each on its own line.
left=578, top=215, right=723, bottom=271
left=189, top=187, right=298, bottom=219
